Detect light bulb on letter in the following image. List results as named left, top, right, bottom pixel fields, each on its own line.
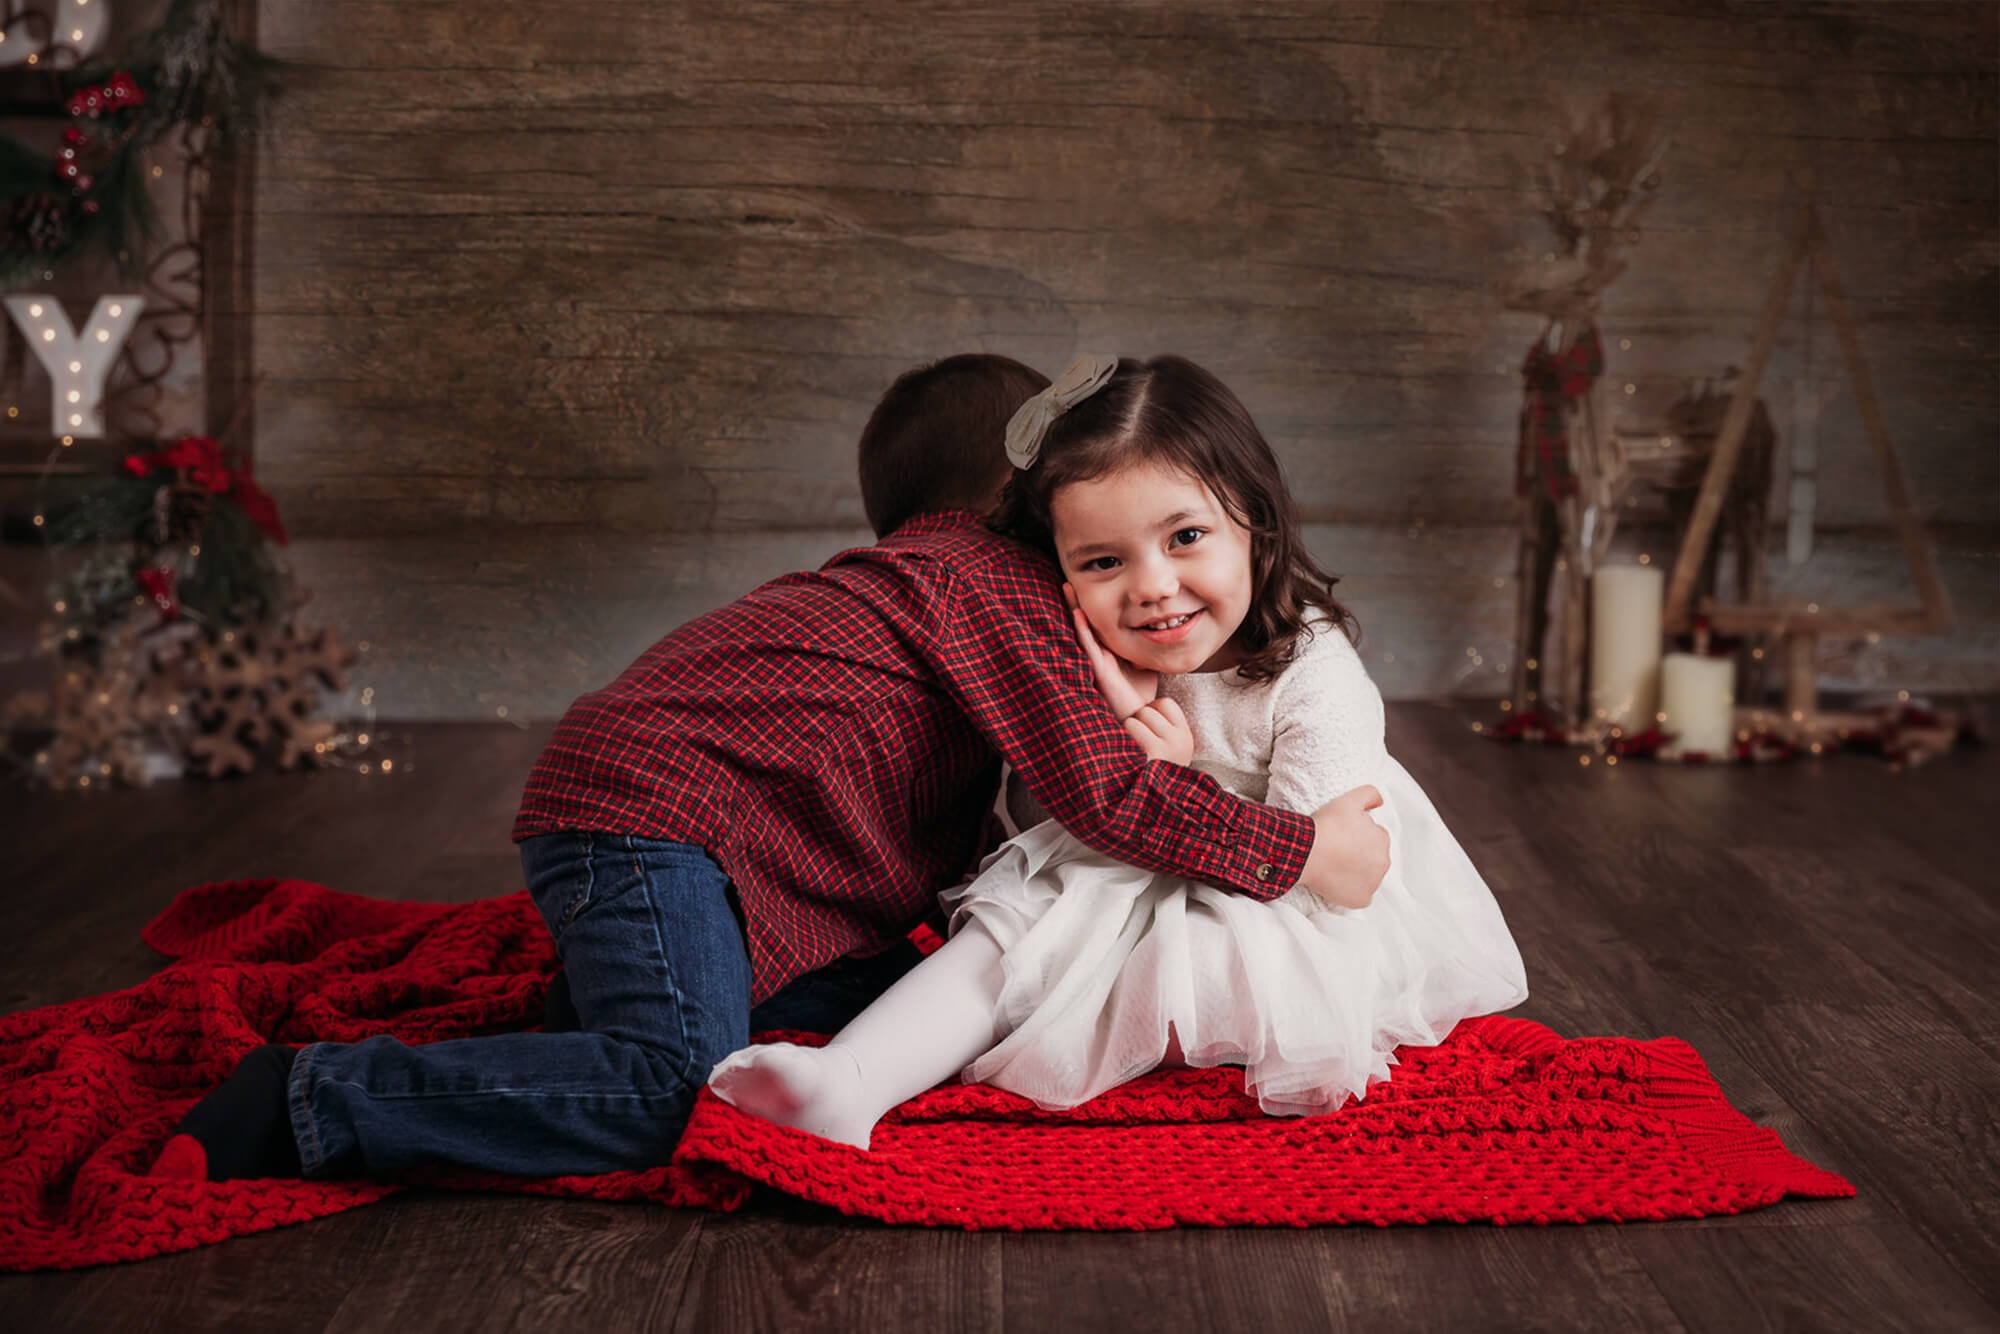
left=0, top=1, right=111, bottom=69
left=4, top=295, right=144, bottom=438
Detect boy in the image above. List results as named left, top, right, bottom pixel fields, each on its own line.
left=155, top=354, right=1387, bottom=1181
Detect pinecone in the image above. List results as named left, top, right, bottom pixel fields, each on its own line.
left=7, top=193, right=71, bottom=253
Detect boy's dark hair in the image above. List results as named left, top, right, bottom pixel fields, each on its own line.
left=994, top=355, right=1357, bottom=683
left=857, top=354, right=1050, bottom=537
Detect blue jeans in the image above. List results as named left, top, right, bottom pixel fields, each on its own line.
left=285, top=831, right=916, bottom=1179
left=540, top=929, right=922, bottom=1037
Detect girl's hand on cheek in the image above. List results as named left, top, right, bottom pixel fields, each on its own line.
left=1124, top=697, right=1194, bottom=767
left=1065, top=582, right=1158, bottom=718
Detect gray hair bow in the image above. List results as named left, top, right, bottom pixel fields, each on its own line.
left=1004, top=353, right=1119, bottom=469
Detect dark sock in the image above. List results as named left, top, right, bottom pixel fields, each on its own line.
left=152, top=1043, right=305, bottom=1181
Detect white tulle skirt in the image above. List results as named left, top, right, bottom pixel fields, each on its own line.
left=941, top=757, right=1530, bottom=1117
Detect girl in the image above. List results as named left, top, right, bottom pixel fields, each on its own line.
left=708, top=354, right=1528, bottom=1146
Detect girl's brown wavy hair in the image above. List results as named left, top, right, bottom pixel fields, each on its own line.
left=993, top=355, right=1356, bottom=682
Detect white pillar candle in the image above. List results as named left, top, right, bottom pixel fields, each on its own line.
left=1587, top=564, right=1663, bottom=729
left=1659, top=653, right=1736, bottom=761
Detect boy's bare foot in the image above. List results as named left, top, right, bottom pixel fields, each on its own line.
left=706, top=1044, right=875, bottom=1149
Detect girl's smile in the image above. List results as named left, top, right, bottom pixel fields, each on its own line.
left=1134, top=608, right=1202, bottom=643
left=1051, top=460, right=1254, bottom=675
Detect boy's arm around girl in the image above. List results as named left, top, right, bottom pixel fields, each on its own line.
left=893, top=529, right=1388, bottom=909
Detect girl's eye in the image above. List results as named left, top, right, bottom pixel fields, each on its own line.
left=1080, top=556, right=1119, bottom=573
left=1169, top=527, right=1206, bottom=548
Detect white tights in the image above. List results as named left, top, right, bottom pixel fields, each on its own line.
left=706, top=921, right=1008, bottom=1149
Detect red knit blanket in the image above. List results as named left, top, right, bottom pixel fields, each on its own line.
left=1, top=879, right=1852, bottom=1270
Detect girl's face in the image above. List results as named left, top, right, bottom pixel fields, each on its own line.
left=1050, top=458, right=1254, bottom=675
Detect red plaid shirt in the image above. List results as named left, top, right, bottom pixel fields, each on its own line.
left=514, top=509, right=1313, bottom=1001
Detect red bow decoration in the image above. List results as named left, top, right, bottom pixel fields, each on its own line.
left=1516, top=326, right=1604, bottom=503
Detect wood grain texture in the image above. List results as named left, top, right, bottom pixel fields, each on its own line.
left=5, top=712, right=1998, bottom=1330
left=3, top=513, right=1993, bottom=733
left=317, top=1195, right=704, bottom=1334
left=1390, top=703, right=2000, bottom=1317
left=202, top=0, right=2000, bottom=718
left=247, top=0, right=1997, bottom=534
left=260, top=519, right=2000, bottom=720
left=1000, top=1225, right=1687, bottom=1332
left=673, top=1202, right=1002, bottom=1333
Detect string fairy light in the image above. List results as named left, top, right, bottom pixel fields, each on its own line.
left=0, top=0, right=110, bottom=71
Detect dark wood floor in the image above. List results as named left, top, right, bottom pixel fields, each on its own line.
left=3, top=705, right=1996, bottom=1333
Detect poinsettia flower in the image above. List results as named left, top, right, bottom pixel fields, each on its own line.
left=122, top=455, right=152, bottom=478
left=159, top=435, right=223, bottom=471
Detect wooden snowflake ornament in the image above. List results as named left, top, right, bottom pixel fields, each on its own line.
left=184, top=618, right=359, bottom=778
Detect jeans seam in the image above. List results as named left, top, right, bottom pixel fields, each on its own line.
left=630, top=836, right=698, bottom=1088
left=317, top=1076, right=675, bottom=1102
left=559, top=833, right=598, bottom=937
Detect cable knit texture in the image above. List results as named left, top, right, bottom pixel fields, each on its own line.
left=0, top=879, right=745, bottom=1272
left=2, top=880, right=1849, bottom=1270
left=677, top=1021, right=1852, bottom=1229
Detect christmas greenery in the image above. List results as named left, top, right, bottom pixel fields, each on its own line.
left=0, top=0, right=280, bottom=289
left=42, top=433, right=288, bottom=658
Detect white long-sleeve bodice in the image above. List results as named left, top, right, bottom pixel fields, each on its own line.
left=956, top=611, right=1529, bottom=1116
left=1159, top=617, right=1386, bottom=816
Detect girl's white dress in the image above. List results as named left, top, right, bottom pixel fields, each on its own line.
left=944, top=619, right=1529, bottom=1116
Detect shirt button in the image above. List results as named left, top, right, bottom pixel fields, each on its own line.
left=1255, top=863, right=1274, bottom=881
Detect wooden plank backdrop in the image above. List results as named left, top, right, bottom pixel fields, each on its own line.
left=241, top=0, right=1997, bottom=718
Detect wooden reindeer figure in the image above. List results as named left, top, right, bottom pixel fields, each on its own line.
left=1501, top=95, right=1666, bottom=728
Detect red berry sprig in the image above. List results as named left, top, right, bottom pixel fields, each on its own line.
left=55, top=70, right=147, bottom=215
left=65, top=71, right=145, bottom=120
